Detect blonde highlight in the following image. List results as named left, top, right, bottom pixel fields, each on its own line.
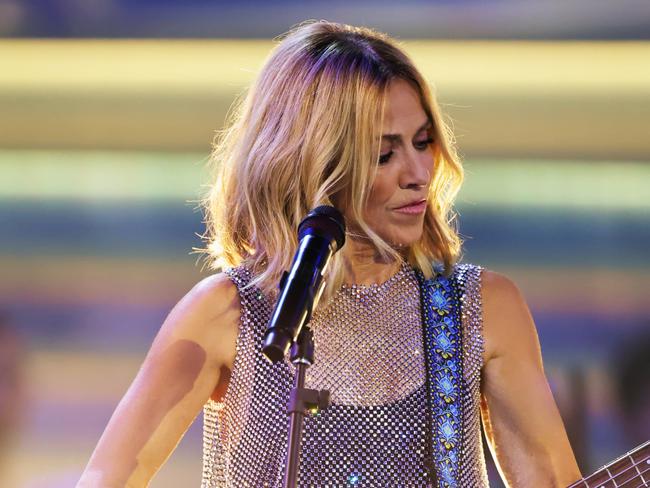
left=199, top=21, right=463, bottom=299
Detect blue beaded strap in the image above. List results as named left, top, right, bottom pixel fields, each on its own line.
left=416, top=268, right=463, bottom=488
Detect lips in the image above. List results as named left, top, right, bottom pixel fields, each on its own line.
left=393, top=199, right=427, bottom=215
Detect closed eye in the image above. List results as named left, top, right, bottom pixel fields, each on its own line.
left=414, top=137, right=434, bottom=151
left=378, top=150, right=393, bottom=165
left=378, top=137, right=433, bottom=165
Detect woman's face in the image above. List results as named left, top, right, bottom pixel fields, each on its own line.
left=360, top=79, right=435, bottom=249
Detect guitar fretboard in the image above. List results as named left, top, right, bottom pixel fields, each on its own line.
left=568, top=441, right=650, bottom=488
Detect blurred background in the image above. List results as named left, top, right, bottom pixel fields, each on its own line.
left=1, top=1, right=649, bottom=486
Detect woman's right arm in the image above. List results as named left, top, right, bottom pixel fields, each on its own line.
left=77, top=273, right=240, bottom=488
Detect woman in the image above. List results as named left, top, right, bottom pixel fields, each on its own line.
left=78, top=21, right=581, bottom=487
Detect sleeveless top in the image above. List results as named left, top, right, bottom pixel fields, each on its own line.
left=201, top=263, right=489, bottom=487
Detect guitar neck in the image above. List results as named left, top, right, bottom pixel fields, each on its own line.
left=568, top=440, right=650, bottom=488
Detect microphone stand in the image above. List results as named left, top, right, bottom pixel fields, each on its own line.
left=261, top=206, right=345, bottom=487
left=283, top=325, right=330, bottom=488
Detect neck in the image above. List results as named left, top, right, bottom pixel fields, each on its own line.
left=341, top=237, right=404, bottom=286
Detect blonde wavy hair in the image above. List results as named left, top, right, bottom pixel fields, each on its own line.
left=199, top=20, right=463, bottom=299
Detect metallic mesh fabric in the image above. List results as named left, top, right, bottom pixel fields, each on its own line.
left=202, top=263, right=488, bottom=487
left=294, top=264, right=430, bottom=487
left=457, top=265, right=489, bottom=487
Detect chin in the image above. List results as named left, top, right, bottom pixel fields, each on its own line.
left=384, top=228, right=424, bottom=249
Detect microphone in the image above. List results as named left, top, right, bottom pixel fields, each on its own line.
left=262, top=205, right=346, bottom=364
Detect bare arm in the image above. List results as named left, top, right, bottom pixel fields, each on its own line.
left=77, top=273, right=240, bottom=488
left=481, top=270, right=582, bottom=487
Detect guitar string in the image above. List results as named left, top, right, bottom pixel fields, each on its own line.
left=605, top=457, right=650, bottom=487
left=616, top=464, right=650, bottom=488
left=581, top=453, right=650, bottom=487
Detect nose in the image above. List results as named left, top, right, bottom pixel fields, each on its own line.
left=399, top=149, right=432, bottom=190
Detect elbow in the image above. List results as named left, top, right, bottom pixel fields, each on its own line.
left=501, top=442, right=581, bottom=488
left=552, top=460, right=582, bottom=488
left=534, top=449, right=582, bottom=488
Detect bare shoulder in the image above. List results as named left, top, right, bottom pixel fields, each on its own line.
left=480, top=269, right=540, bottom=365
left=155, top=271, right=241, bottom=370
left=481, top=269, right=524, bottom=304
left=178, top=272, right=240, bottom=320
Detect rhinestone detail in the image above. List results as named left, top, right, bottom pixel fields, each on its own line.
left=201, top=263, right=488, bottom=487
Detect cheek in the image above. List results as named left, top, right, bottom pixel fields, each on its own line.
left=364, top=186, right=391, bottom=225
left=419, top=151, right=435, bottom=177
left=367, top=170, right=395, bottom=208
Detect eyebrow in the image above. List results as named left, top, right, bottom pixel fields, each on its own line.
left=381, top=119, right=432, bottom=143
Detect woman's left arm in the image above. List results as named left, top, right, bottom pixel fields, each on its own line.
left=480, top=270, right=582, bottom=487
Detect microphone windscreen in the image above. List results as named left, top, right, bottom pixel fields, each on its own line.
left=298, top=205, right=346, bottom=251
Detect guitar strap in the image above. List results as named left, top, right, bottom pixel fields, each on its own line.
left=417, top=267, right=464, bottom=488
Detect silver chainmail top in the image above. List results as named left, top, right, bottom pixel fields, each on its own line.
left=202, top=263, right=488, bottom=487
